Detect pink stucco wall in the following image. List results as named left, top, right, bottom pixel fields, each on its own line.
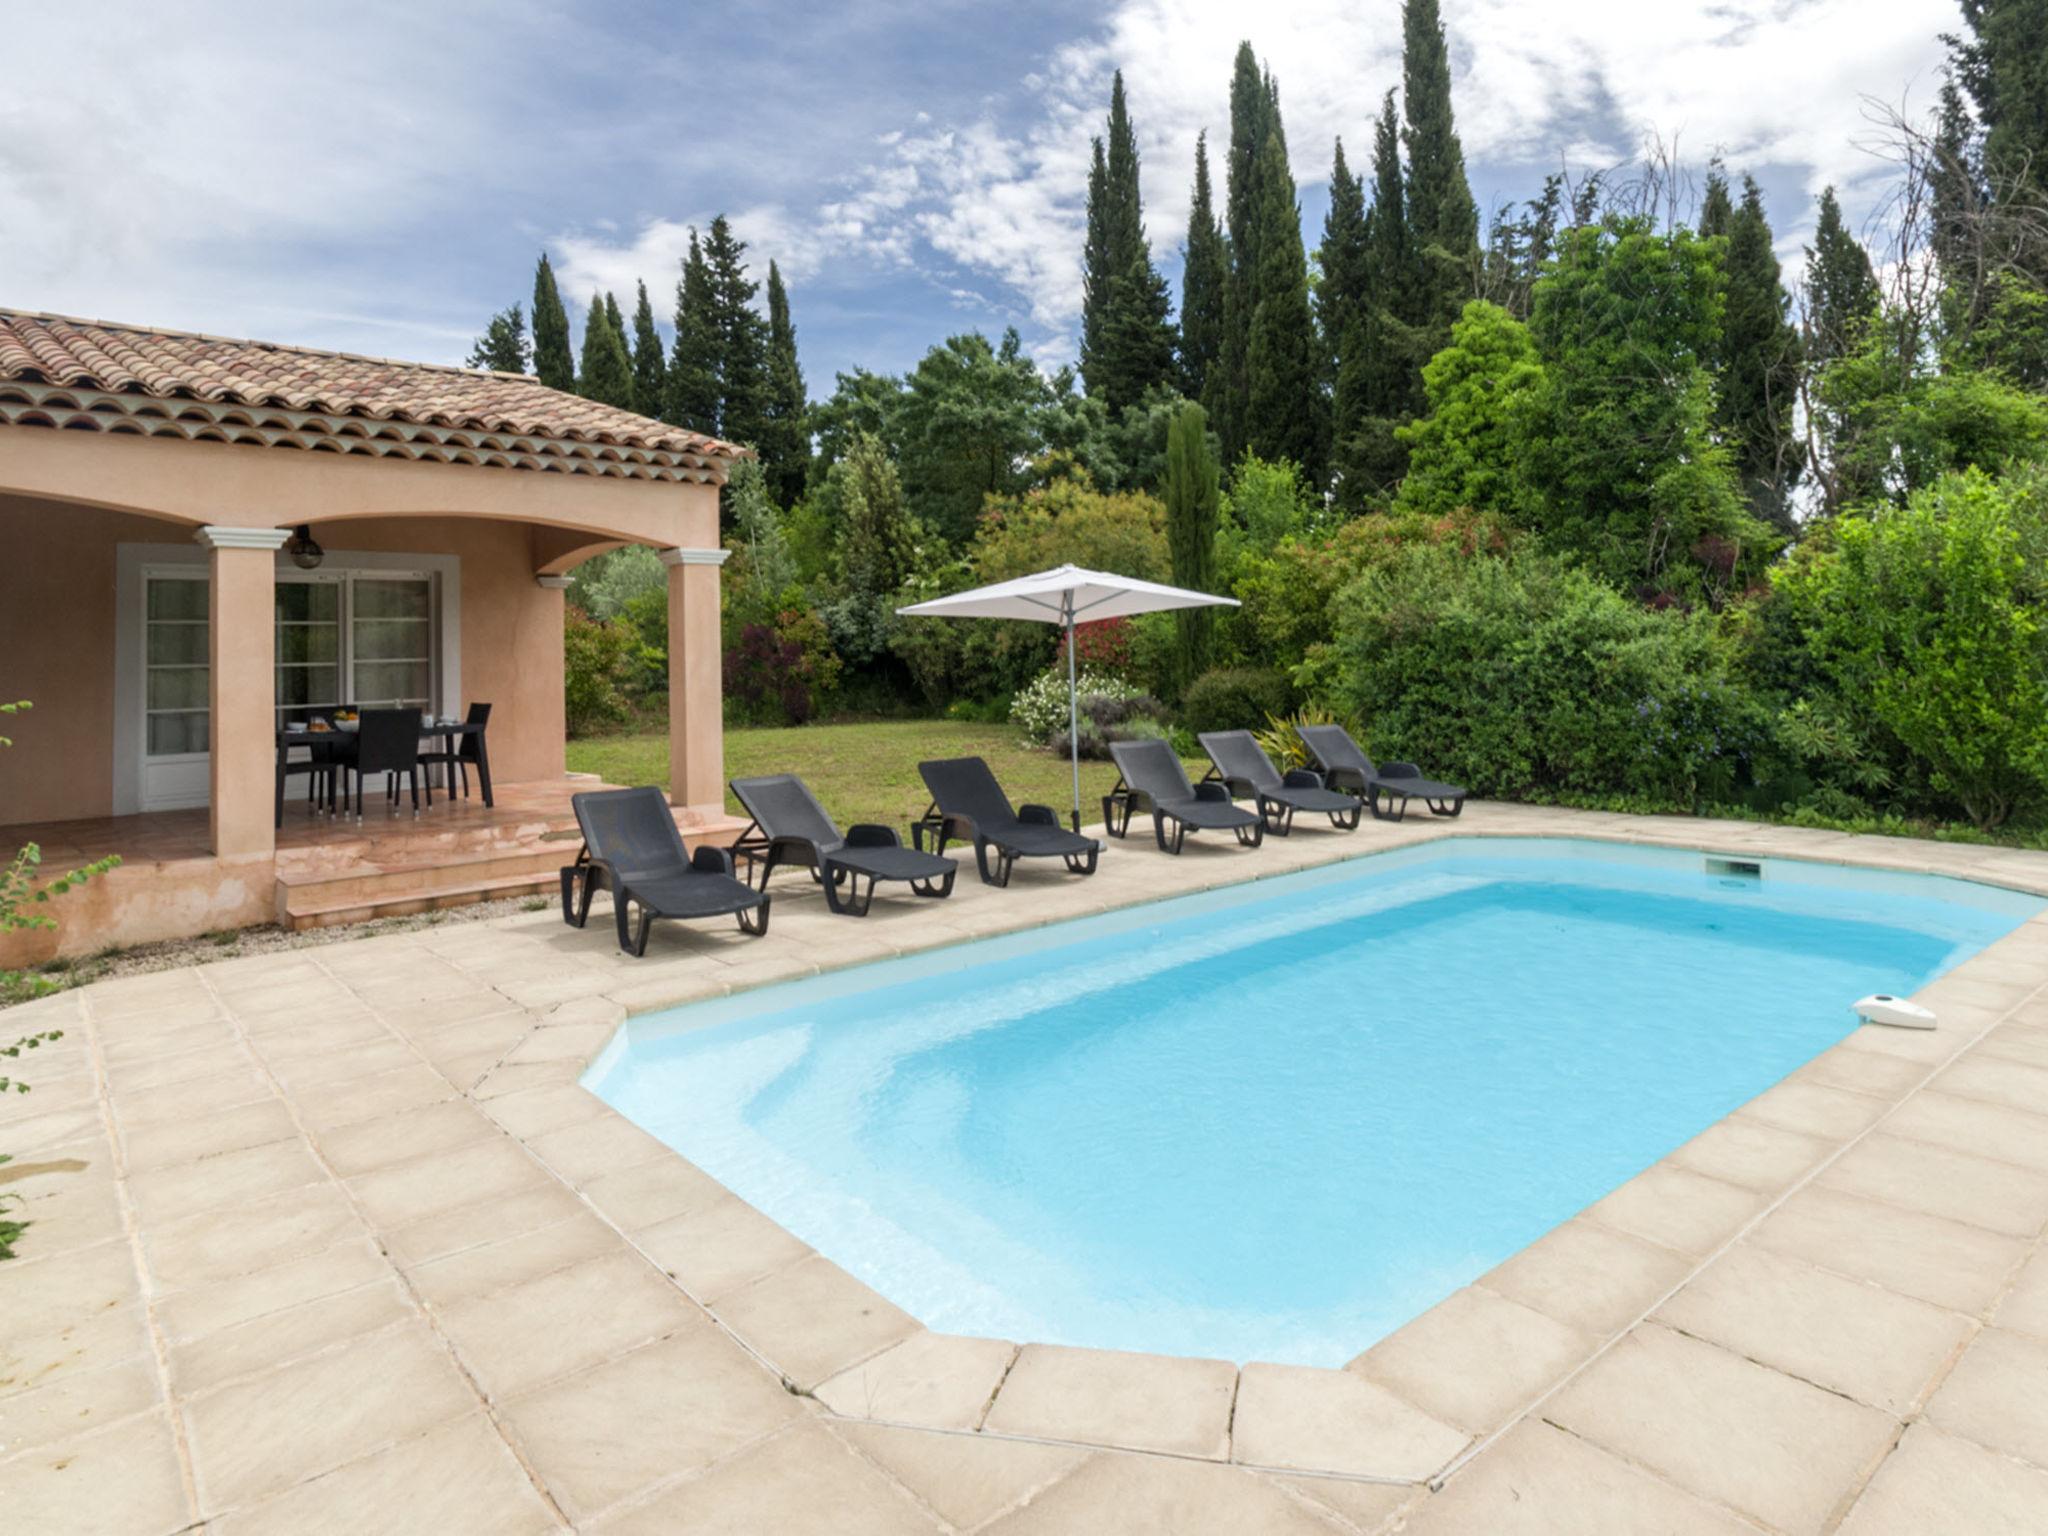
left=0, top=498, right=572, bottom=827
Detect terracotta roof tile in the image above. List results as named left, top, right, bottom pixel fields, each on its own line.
left=0, top=308, right=746, bottom=459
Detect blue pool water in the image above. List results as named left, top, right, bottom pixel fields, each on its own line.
left=586, top=838, right=2041, bottom=1365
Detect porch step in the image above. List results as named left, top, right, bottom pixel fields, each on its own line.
left=273, top=810, right=752, bottom=932
left=277, top=844, right=569, bottom=930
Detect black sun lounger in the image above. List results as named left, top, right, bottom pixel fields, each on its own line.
left=1198, top=730, right=1364, bottom=836
left=1103, top=737, right=1264, bottom=855
left=561, top=786, right=769, bottom=955
left=915, top=756, right=1101, bottom=887
left=730, top=773, right=957, bottom=917
left=1295, top=724, right=1467, bottom=822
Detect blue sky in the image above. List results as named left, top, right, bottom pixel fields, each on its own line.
left=5, top=1, right=1958, bottom=395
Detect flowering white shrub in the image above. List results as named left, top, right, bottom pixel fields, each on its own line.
left=1010, top=669, right=1147, bottom=746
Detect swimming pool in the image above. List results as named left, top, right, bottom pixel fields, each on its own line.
left=585, top=838, right=2042, bottom=1366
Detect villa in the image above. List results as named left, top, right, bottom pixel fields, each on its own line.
left=5, top=311, right=2048, bottom=1536
left=0, top=308, right=746, bottom=967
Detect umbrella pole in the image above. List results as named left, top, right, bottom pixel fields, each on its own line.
left=1066, top=598, right=1081, bottom=832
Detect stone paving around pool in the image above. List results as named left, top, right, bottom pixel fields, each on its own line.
left=6, top=802, right=2048, bottom=1534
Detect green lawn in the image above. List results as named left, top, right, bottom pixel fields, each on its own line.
left=566, top=719, right=1204, bottom=830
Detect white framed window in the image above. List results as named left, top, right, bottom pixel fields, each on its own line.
left=273, top=571, right=439, bottom=729
left=143, top=571, right=211, bottom=760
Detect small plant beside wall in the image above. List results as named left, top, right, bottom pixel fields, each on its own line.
left=3, top=703, right=121, bottom=1007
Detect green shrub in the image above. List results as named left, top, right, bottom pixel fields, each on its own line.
left=563, top=607, right=636, bottom=736
left=1179, top=668, right=1297, bottom=736
left=723, top=604, right=843, bottom=726
left=1769, top=467, right=2048, bottom=828
left=1323, top=546, right=1760, bottom=808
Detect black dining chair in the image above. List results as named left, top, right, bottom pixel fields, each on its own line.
left=418, top=702, right=491, bottom=799
left=353, top=708, right=428, bottom=817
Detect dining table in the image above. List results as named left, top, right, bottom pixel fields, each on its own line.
left=275, top=718, right=493, bottom=825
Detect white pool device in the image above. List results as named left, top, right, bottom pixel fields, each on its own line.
left=1855, top=993, right=1937, bottom=1030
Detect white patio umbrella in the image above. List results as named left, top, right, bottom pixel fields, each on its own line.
left=897, top=564, right=1239, bottom=829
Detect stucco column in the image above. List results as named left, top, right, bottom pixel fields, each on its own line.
left=660, top=547, right=730, bottom=816
left=196, top=526, right=289, bottom=858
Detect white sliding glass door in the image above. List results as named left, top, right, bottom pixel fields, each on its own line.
left=132, top=562, right=444, bottom=812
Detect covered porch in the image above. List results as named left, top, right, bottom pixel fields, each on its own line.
left=0, top=309, right=748, bottom=965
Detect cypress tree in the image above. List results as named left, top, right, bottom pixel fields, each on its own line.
left=704, top=215, right=769, bottom=450
left=1698, top=167, right=1734, bottom=238
left=1163, top=400, right=1221, bottom=687
left=1181, top=132, right=1227, bottom=406
left=1400, top=0, right=1478, bottom=332
left=760, top=261, right=811, bottom=506
left=1215, top=41, right=1273, bottom=463
left=1805, top=186, right=1880, bottom=367
left=466, top=304, right=528, bottom=373
left=1718, top=176, right=1803, bottom=530
left=1946, top=0, right=2048, bottom=200
left=1317, top=137, right=1370, bottom=487
left=576, top=291, right=634, bottom=409
left=1080, top=136, right=1112, bottom=396
left=531, top=253, right=574, bottom=393
left=665, top=231, right=721, bottom=434
left=1332, top=92, right=1423, bottom=507
left=629, top=280, right=666, bottom=418
left=1243, top=128, right=1325, bottom=479
left=1081, top=71, right=1177, bottom=414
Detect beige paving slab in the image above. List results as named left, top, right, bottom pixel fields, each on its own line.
left=979, top=1448, right=1345, bottom=1536
left=1737, top=1078, right=1892, bottom=1141
left=126, top=1137, right=329, bottom=1226
left=435, top=1248, right=699, bottom=1398
left=208, top=1410, right=558, bottom=1536
left=0, top=1405, right=190, bottom=1536
left=156, top=1234, right=389, bottom=1342
left=1547, top=1323, right=1898, bottom=1534
left=108, top=1073, right=278, bottom=1130
left=1792, top=1044, right=1929, bottom=1098
left=1885, top=1089, right=2048, bottom=1172
left=1266, top=1472, right=1418, bottom=1535
left=144, top=1179, right=368, bottom=1302
left=0, top=1170, right=125, bottom=1257
left=0, top=1237, right=144, bottom=1345
left=119, top=1096, right=299, bottom=1171
left=181, top=1318, right=475, bottom=1510
left=291, top=1062, right=456, bottom=1133
left=1749, top=1185, right=2028, bottom=1314
left=1655, top=1242, right=1970, bottom=1414
left=346, top=1134, right=551, bottom=1230
left=311, top=1097, right=501, bottom=1177
left=170, top=1278, right=415, bottom=1397
left=1669, top=1114, right=1838, bottom=1192
left=593, top=1418, right=944, bottom=1535
left=499, top=1326, right=800, bottom=1522
left=381, top=1178, right=590, bottom=1268
left=576, top=1151, right=729, bottom=1231
left=406, top=1210, right=622, bottom=1309
left=1581, top=1162, right=1770, bottom=1257
left=982, top=1343, right=1237, bottom=1460
left=1996, top=1244, right=2048, bottom=1340
left=0, top=1299, right=153, bottom=1397
left=1400, top=1418, right=1756, bottom=1535
left=814, top=1329, right=1017, bottom=1431
left=526, top=1110, right=675, bottom=1185
left=476, top=1081, right=611, bottom=1140
left=1478, top=1217, right=1693, bottom=1337
left=633, top=1191, right=814, bottom=1303
left=1924, top=1326, right=2048, bottom=1470
left=1818, top=1130, right=2048, bottom=1237
left=1351, top=1285, right=1592, bottom=1436
left=0, top=1352, right=160, bottom=1455
left=1233, top=1360, right=1468, bottom=1480
left=1838, top=1422, right=2048, bottom=1534
left=831, top=1419, right=1088, bottom=1532
left=1935, top=1054, right=2048, bottom=1115
left=711, top=1252, right=920, bottom=1391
